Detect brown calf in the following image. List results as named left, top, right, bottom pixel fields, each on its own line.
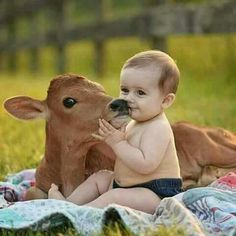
left=4, top=74, right=236, bottom=200
left=173, top=122, right=236, bottom=189
left=4, top=74, right=129, bottom=199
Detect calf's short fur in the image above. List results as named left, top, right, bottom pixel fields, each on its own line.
left=4, top=74, right=236, bottom=200
left=4, top=74, right=127, bottom=199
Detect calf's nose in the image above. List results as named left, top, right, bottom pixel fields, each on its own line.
left=109, top=99, right=129, bottom=112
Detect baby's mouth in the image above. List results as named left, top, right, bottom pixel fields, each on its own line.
left=128, top=106, right=136, bottom=112
left=128, top=106, right=132, bottom=115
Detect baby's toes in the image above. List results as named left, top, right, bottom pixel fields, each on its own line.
left=51, top=183, right=58, bottom=190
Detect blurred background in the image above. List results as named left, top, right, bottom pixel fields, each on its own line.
left=0, top=0, right=235, bottom=176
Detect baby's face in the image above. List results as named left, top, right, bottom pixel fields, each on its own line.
left=119, top=66, right=166, bottom=122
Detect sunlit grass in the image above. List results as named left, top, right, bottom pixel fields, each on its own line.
left=0, top=222, right=186, bottom=236
left=0, top=77, right=47, bottom=179
left=0, top=35, right=235, bottom=235
left=169, top=34, right=236, bottom=80
left=0, top=35, right=235, bottom=181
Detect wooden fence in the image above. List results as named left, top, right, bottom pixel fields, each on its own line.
left=0, top=0, right=235, bottom=76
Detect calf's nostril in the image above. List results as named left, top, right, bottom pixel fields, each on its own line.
left=110, top=102, right=120, bottom=111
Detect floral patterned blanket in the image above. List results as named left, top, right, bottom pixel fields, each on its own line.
left=0, top=171, right=236, bottom=236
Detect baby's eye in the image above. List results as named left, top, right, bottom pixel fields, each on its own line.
left=121, top=88, right=129, bottom=94
left=137, top=90, right=146, bottom=96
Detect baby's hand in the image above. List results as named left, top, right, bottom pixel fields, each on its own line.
left=92, top=119, right=126, bottom=147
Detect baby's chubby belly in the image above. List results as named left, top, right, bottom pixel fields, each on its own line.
left=113, top=159, right=178, bottom=187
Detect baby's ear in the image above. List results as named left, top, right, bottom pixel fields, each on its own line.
left=162, top=93, right=175, bottom=109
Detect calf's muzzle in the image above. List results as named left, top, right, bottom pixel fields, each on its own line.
left=109, top=99, right=129, bottom=117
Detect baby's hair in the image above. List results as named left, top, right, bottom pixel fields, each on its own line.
left=122, top=50, right=180, bottom=94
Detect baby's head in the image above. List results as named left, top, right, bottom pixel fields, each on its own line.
left=120, top=50, right=180, bottom=121
left=121, top=50, right=180, bottom=96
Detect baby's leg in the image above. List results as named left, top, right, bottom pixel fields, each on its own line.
left=86, top=187, right=161, bottom=214
left=61, top=170, right=113, bottom=205
left=25, top=186, right=48, bottom=200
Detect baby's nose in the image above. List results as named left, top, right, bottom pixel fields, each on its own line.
left=121, top=93, right=133, bottom=103
left=109, top=99, right=129, bottom=112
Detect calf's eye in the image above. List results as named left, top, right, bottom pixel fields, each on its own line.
left=63, top=97, right=77, bottom=108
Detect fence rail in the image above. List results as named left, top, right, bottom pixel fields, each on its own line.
left=0, top=0, right=235, bottom=75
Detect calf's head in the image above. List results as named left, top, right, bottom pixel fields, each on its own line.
left=4, top=74, right=129, bottom=196
left=4, top=74, right=129, bottom=143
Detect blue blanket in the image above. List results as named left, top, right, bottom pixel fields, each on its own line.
left=1, top=171, right=236, bottom=235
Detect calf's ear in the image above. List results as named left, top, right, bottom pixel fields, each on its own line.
left=4, top=96, right=47, bottom=120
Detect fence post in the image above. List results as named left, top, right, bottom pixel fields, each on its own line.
left=0, top=1, right=3, bottom=72
left=29, top=13, right=39, bottom=73
left=94, top=0, right=110, bottom=77
left=7, top=0, right=17, bottom=72
left=144, top=0, right=168, bottom=52
left=53, top=0, right=66, bottom=74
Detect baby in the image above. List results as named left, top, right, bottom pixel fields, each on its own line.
left=48, top=50, right=182, bottom=214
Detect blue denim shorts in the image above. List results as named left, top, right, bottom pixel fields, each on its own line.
left=113, top=178, right=183, bottom=199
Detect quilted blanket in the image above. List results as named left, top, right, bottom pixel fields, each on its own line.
left=1, top=170, right=236, bottom=236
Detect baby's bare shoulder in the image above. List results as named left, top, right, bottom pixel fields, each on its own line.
left=141, top=120, right=172, bottom=145
left=146, top=116, right=171, bottom=133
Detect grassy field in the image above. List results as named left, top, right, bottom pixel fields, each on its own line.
left=0, top=35, right=235, bottom=235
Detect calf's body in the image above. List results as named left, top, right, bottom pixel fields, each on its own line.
left=4, top=74, right=236, bottom=200
left=4, top=74, right=126, bottom=199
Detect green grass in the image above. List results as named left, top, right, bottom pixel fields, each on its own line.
left=0, top=225, right=78, bottom=236
left=0, top=35, right=236, bottom=235
left=0, top=223, right=186, bottom=236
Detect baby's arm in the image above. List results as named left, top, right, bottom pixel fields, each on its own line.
left=95, top=119, right=171, bottom=174
left=114, top=124, right=171, bottom=174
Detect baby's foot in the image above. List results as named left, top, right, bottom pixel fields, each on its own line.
left=48, top=183, right=65, bottom=200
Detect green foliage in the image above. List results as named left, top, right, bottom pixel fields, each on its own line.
left=0, top=224, right=186, bottom=236
left=0, top=35, right=235, bottom=235
left=97, top=222, right=186, bottom=236
left=170, top=0, right=218, bottom=3
left=146, top=225, right=186, bottom=236
left=0, top=77, right=47, bottom=179
left=0, top=225, right=80, bottom=236
left=1, top=36, right=236, bottom=179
